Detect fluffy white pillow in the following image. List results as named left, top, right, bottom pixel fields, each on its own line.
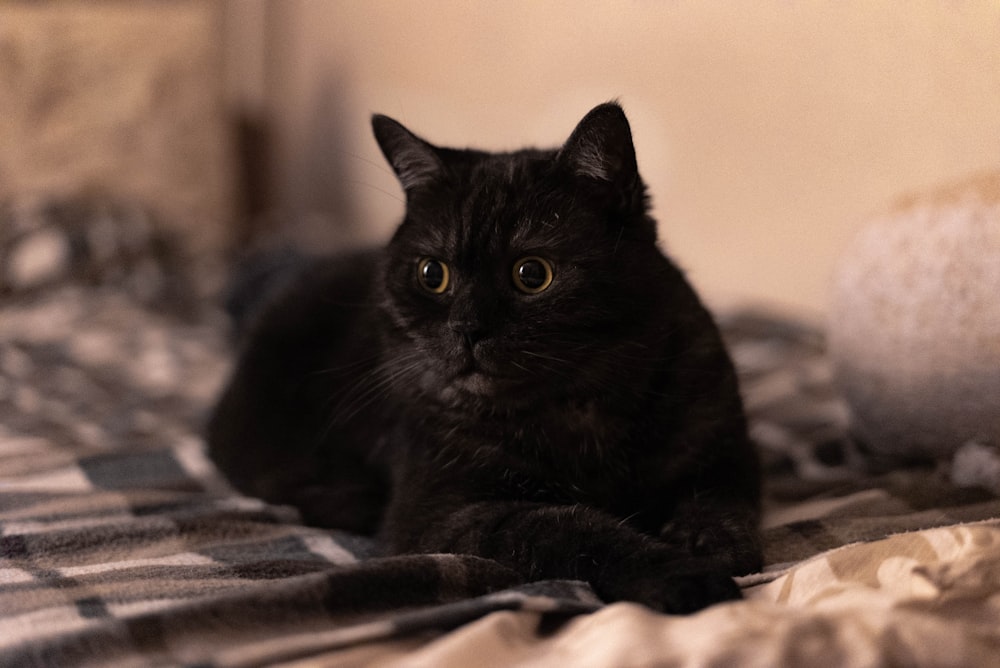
left=829, top=171, right=1000, bottom=463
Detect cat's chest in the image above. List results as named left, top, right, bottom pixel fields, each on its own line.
left=444, top=401, right=640, bottom=506
left=526, top=401, right=632, bottom=461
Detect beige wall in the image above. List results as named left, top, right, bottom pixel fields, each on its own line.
left=233, top=1, right=1000, bottom=316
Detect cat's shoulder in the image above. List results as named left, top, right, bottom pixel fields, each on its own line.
left=236, top=248, right=383, bottom=343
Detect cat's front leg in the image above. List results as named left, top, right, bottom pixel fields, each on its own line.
left=383, top=498, right=742, bottom=614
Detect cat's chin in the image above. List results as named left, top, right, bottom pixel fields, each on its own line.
left=450, top=371, right=505, bottom=397
left=439, top=369, right=536, bottom=407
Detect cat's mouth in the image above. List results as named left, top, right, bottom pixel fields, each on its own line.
left=449, top=359, right=523, bottom=397
left=442, top=346, right=530, bottom=399
left=453, top=359, right=513, bottom=388
left=451, top=370, right=497, bottom=396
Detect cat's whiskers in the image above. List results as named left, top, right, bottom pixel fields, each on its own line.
left=612, top=225, right=625, bottom=258
left=309, top=353, right=383, bottom=377
left=325, top=351, right=425, bottom=428
left=520, top=345, right=621, bottom=390
left=343, top=179, right=405, bottom=205
left=616, top=511, right=642, bottom=529
left=520, top=350, right=569, bottom=365
left=524, top=340, right=717, bottom=402
left=333, top=148, right=397, bottom=178
left=509, top=359, right=531, bottom=374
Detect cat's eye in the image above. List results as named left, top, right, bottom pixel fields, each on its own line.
left=512, top=256, right=553, bottom=294
left=417, top=257, right=450, bottom=294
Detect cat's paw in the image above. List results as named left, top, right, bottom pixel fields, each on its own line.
left=660, top=513, right=762, bottom=576
left=595, top=558, right=742, bottom=614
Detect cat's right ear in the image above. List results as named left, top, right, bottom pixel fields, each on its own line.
left=558, top=102, right=638, bottom=187
left=372, top=115, right=444, bottom=192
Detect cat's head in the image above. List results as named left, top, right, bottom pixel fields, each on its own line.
left=373, top=103, right=670, bottom=412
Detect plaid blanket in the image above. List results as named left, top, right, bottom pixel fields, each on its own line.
left=3, top=281, right=1000, bottom=665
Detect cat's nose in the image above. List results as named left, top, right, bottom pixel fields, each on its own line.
left=450, top=321, right=487, bottom=349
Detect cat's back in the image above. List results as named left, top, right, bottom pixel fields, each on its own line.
left=235, top=249, right=381, bottom=343
left=207, top=249, right=388, bottom=500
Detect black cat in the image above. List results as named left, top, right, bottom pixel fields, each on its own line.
left=207, top=102, right=762, bottom=614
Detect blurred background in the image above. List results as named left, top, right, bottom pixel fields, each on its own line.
left=3, top=1, right=998, bottom=317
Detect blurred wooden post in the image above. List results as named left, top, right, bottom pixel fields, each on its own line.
left=0, top=1, right=235, bottom=262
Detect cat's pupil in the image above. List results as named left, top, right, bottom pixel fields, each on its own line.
left=423, top=261, right=444, bottom=288
left=518, top=261, right=546, bottom=288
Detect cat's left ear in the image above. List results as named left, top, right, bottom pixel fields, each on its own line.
left=372, top=114, right=444, bottom=192
left=558, top=102, right=638, bottom=189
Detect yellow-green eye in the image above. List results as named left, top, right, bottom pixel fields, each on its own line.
left=512, top=256, right=553, bottom=294
left=417, top=257, right=450, bottom=294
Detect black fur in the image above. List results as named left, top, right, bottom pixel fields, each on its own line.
left=207, top=103, right=762, bottom=613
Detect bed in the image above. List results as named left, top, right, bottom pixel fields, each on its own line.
left=3, top=200, right=1000, bottom=667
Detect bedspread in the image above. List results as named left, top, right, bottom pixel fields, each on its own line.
left=3, top=285, right=1000, bottom=667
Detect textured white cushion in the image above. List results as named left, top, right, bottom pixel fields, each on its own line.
left=829, top=171, right=1000, bottom=461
